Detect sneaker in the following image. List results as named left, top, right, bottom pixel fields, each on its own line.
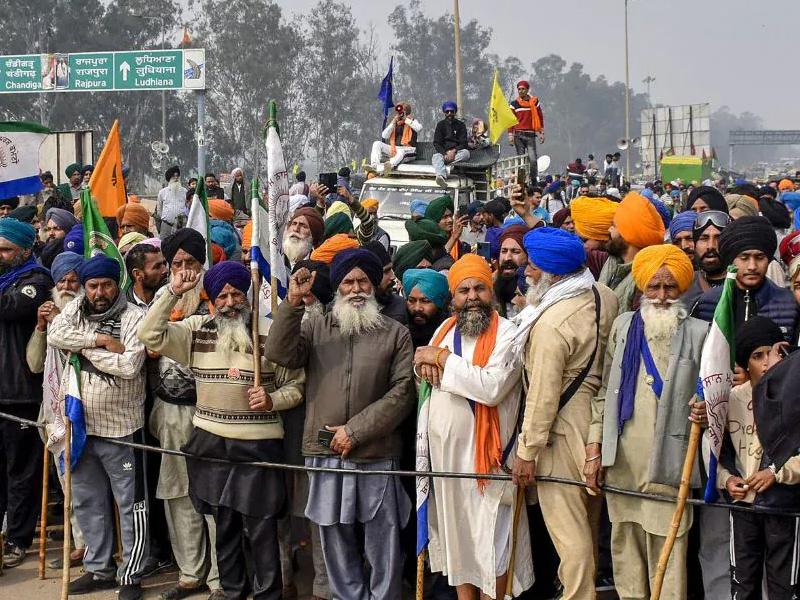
left=119, top=583, right=143, bottom=600
left=159, top=584, right=208, bottom=600
left=48, top=547, right=85, bottom=569
left=383, top=160, right=393, bottom=175
left=435, top=174, right=447, bottom=188
left=141, top=555, right=174, bottom=578
left=68, top=571, right=117, bottom=595
left=363, top=164, right=377, bottom=175
left=2, top=542, right=26, bottom=568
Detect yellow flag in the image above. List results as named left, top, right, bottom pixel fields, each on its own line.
left=292, top=163, right=299, bottom=175
left=351, top=159, right=357, bottom=171
left=361, top=157, right=367, bottom=167
left=489, top=72, right=518, bottom=144
left=88, top=120, right=127, bottom=217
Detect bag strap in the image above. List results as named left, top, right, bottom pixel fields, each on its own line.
left=558, top=285, right=601, bottom=412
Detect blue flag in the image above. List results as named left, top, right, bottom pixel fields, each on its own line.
left=377, top=57, right=394, bottom=129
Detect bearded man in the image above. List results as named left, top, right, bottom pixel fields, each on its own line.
left=413, top=254, right=533, bottom=599
left=283, top=207, right=324, bottom=268
left=495, top=224, right=530, bottom=318
left=403, top=268, right=450, bottom=349
left=682, top=211, right=730, bottom=310
left=585, top=244, right=708, bottom=600
left=510, top=227, right=619, bottom=600
left=138, top=260, right=305, bottom=600
left=124, top=243, right=168, bottom=309
left=365, top=240, right=408, bottom=325
left=156, top=166, right=187, bottom=239
left=266, top=248, right=414, bottom=600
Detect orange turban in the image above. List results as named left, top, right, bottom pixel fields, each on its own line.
left=779, top=179, right=794, bottom=192
left=447, top=253, right=492, bottom=293
left=309, top=234, right=358, bottom=264
left=632, top=244, right=694, bottom=293
left=361, top=198, right=379, bottom=211
left=116, top=202, right=150, bottom=231
left=209, top=199, right=234, bottom=222
left=570, top=196, right=618, bottom=241
left=241, top=220, right=253, bottom=251
left=614, top=192, right=666, bottom=249
left=211, top=242, right=227, bottom=265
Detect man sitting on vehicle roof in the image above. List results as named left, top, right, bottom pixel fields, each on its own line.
left=432, top=101, right=470, bottom=189
left=366, top=102, right=422, bottom=176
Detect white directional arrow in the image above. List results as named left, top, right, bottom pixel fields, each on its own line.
left=119, top=61, right=131, bottom=82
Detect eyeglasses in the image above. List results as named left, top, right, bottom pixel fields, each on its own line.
left=692, top=210, right=731, bottom=235
left=444, top=110, right=455, bottom=115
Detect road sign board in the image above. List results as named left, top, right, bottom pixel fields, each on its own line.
left=0, top=49, right=205, bottom=93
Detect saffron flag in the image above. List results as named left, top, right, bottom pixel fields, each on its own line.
left=416, top=379, right=432, bottom=557
left=699, top=266, right=736, bottom=502
left=264, top=100, right=289, bottom=299
left=81, top=188, right=130, bottom=290
left=0, top=121, right=50, bottom=199
left=186, top=177, right=212, bottom=269
left=377, top=57, right=394, bottom=130
left=88, top=120, right=127, bottom=217
left=60, top=354, right=87, bottom=473
left=489, top=72, right=518, bottom=144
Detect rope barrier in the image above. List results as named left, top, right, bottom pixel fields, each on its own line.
left=4, top=410, right=798, bottom=518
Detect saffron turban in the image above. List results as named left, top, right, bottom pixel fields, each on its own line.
left=241, top=221, right=253, bottom=251
left=292, top=207, right=325, bottom=247
left=322, top=212, right=353, bottom=242
left=211, top=243, right=226, bottom=264
left=615, top=192, right=666, bottom=248
left=118, top=232, right=147, bottom=251
left=410, top=200, right=429, bottom=217
left=0, top=218, right=36, bottom=249
left=779, top=179, right=794, bottom=192
left=309, top=234, right=358, bottom=264
left=51, top=252, right=84, bottom=284
left=687, top=186, right=727, bottom=213
left=447, top=254, right=492, bottom=293
left=361, top=198, right=379, bottom=211
left=203, top=260, right=250, bottom=302
left=403, top=269, right=450, bottom=310
left=631, top=244, right=694, bottom=293
left=63, top=224, right=84, bottom=254
left=570, top=196, right=617, bottom=241
left=405, top=218, right=448, bottom=248
left=292, top=259, right=333, bottom=305
left=523, top=227, right=585, bottom=275
left=426, top=196, right=454, bottom=225
left=393, top=241, right=434, bottom=281
left=116, top=203, right=150, bottom=231
left=208, top=199, right=234, bottom=222
left=725, top=194, right=759, bottom=218
left=718, top=216, right=777, bottom=266
left=80, top=255, right=120, bottom=285
left=499, top=224, right=529, bottom=252
left=330, top=248, right=383, bottom=290
left=668, top=211, right=698, bottom=240
left=326, top=200, right=351, bottom=219
left=45, top=207, right=78, bottom=233
left=162, top=228, right=206, bottom=265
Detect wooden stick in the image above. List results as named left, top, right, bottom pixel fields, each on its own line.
left=114, top=502, right=122, bottom=559
left=505, top=486, right=526, bottom=597
left=416, top=549, right=425, bottom=600
left=38, top=445, right=50, bottom=579
left=61, top=420, right=72, bottom=600
left=270, top=275, right=278, bottom=319
left=650, top=421, right=702, bottom=600
left=252, top=266, right=262, bottom=387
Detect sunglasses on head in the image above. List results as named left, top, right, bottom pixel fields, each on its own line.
left=692, top=210, right=731, bottom=235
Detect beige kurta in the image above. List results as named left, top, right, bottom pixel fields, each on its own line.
left=426, top=317, right=534, bottom=598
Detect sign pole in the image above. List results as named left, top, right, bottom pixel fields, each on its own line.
left=196, top=90, right=206, bottom=177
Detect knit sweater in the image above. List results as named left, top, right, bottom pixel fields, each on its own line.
left=138, top=291, right=305, bottom=440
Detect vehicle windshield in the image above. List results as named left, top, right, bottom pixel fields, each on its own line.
left=359, top=184, right=455, bottom=218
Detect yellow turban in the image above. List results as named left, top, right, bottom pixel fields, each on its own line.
left=614, top=192, right=666, bottom=249
left=309, top=234, right=358, bottom=264
left=779, top=179, right=794, bottom=192
left=361, top=198, right=379, bottom=211
left=632, top=244, right=694, bottom=293
left=570, top=196, right=618, bottom=241
left=326, top=200, right=351, bottom=219
left=447, top=253, right=492, bottom=293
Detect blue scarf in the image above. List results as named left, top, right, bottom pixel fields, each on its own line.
left=617, top=311, right=663, bottom=435
left=0, top=255, right=49, bottom=293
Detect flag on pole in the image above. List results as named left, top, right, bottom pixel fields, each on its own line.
left=416, top=379, right=432, bottom=557
left=81, top=188, right=130, bottom=290
left=488, top=71, right=518, bottom=144
left=42, top=346, right=65, bottom=458
left=264, top=100, right=289, bottom=299
left=180, top=26, right=191, bottom=48
left=60, top=354, right=87, bottom=473
left=0, top=121, right=50, bottom=199
left=699, top=266, right=737, bottom=502
left=186, top=176, right=212, bottom=269
left=249, top=178, right=276, bottom=326
left=377, top=57, right=394, bottom=130
left=88, top=120, right=127, bottom=217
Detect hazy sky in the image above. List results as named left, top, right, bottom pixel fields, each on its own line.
left=280, top=0, right=799, bottom=129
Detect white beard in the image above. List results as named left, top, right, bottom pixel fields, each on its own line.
left=331, top=291, right=382, bottom=337
left=168, top=179, right=181, bottom=193
left=302, top=300, right=325, bottom=322
left=283, top=231, right=313, bottom=264
left=525, top=272, right=555, bottom=307
left=170, top=271, right=205, bottom=317
left=52, top=288, right=79, bottom=310
left=640, top=297, right=686, bottom=342
left=214, top=307, right=253, bottom=356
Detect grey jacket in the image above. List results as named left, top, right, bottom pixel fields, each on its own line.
left=265, top=301, right=414, bottom=462
left=591, top=311, right=709, bottom=487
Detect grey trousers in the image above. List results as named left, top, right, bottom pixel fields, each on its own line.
left=55, top=453, right=85, bottom=550
left=698, top=505, right=731, bottom=600
left=432, top=149, right=470, bottom=177
left=71, top=432, right=149, bottom=584
left=164, top=495, right=220, bottom=590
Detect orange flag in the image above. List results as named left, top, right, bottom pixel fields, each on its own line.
left=181, top=27, right=191, bottom=48
left=88, top=120, right=127, bottom=217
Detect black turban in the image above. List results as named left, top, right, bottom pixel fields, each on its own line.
left=718, top=215, right=777, bottom=266
left=40, top=237, right=64, bottom=269
left=363, top=240, right=391, bottom=267
left=0, top=196, right=20, bottom=209
left=330, top=248, right=383, bottom=290
left=8, top=205, right=37, bottom=224
left=687, top=185, right=728, bottom=213
left=165, top=165, right=180, bottom=181
left=753, top=348, right=800, bottom=469
left=292, top=259, right=333, bottom=305
left=759, top=197, right=792, bottom=229
left=734, top=183, right=760, bottom=201
left=758, top=185, right=777, bottom=200
left=162, top=228, right=207, bottom=266
left=734, top=316, right=784, bottom=369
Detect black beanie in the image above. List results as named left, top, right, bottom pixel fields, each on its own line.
left=687, top=186, right=728, bottom=213
left=718, top=216, right=777, bottom=266
left=734, top=316, right=784, bottom=369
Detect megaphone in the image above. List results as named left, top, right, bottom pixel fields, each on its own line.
left=631, top=137, right=640, bottom=147
left=537, top=155, right=551, bottom=173
left=617, top=138, right=629, bottom=151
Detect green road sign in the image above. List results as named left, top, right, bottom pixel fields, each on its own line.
left=0, top=49, right=205, bottom=93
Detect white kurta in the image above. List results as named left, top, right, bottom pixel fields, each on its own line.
left=426, top=317, right=534, bottom=597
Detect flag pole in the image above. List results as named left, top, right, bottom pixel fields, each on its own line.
left=505, top=485, right=525, bottom=597
left=650, top=421, right=702, bottom=600
left=416, top=550, right=424, bottom=600
left=250, top=178, right=262, bottom=388
left=38, top=446, right=50, bottom=579
left=61, top=419, right=72, bottom=600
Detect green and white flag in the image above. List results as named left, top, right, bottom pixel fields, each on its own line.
left=0, top=121, right=50, bottom=199
left=186, top=176, right=212, bottom=269
left=81, top=188, right=129, bottom=290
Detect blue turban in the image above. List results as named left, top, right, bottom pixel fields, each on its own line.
left=641, top=188, right=657, bottom=202
left=45, top=208, right=78, bottom=233
left=466, top=201, right=483, bottom=219
left=523, top=227, right=586, bottom=275
left=209, top=219, right=239, bottom=261
left=51, top=252, right=84, bottom=284
left=410, top=199, right=429, bottom=217
left=0, top=218, right=35, bottom=249
left=669, top=211, right=699, bottom=240
left=402, top=269, right=450, bottom=310
left=503, top=217, right=527, bottom=229
left=63, top=224, right=84, bottom=255
left=80, top=255, right=120, bottom=285
left=330, top=248, right=383, bottom=290
left=203, top=260, right=251, bottom=302
left=442, top=100, right=458, bottom=113
left=648, top=197, right=672, bottom=228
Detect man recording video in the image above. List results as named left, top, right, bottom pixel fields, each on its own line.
left=366, top=102, right=422, bottom=176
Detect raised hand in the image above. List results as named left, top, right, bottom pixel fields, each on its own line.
left=288, top=268, right=317, bottom=308
left=170, top=269, right=201, bottom=296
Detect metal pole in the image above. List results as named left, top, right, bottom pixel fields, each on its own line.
left=729, top=144, right=733, bottom=170
left=161, top=19, right=166, bottom=144
left=453, top=0, right=463, bottom=116
left=624, top=0, right=631, bottom=181
left=197, top=90, right=206, bottom=177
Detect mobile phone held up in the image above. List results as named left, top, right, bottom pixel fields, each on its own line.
left=319, top=172, right=338, bottom=193
left=516, top=166, right=526, bottom=189
left=476, top=241, right=491, bottom=263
